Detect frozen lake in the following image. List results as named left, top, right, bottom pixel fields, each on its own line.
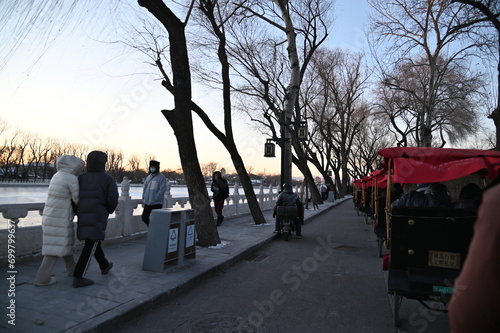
left=0, top=184, right=262, bottom=228
left=0, top=184, right=191, bottom=205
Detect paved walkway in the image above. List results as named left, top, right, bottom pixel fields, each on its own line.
left=1, top=199, right=350, bottom=333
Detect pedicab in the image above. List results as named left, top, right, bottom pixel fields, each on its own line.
left=352, top=178, right=363, bottom=215
left=370, top=169, right=388, bottom=257
left=356, top=176, right=374, bottom=223
left=378, top=146, right=500, bottom=327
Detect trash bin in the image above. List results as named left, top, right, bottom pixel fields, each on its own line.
left=142, top=208, right=196, bottom=272
left=327, top=191, right=335, bottom=202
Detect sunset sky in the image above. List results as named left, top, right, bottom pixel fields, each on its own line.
left=0, top=0, right=371, bottom=176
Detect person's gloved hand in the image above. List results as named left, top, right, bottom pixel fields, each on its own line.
left=272, top=212, right=276, bottom=218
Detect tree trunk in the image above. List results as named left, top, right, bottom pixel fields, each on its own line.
left=274, top=0, right=300, bottom=186
left=139, top=0, right=220, bottom=246
left=492, top=43, right=500, bottom=150
left=293, top=142, right=323, bottom=203
left=195, top=1, right=267, bottom=225
left=230, top=149, right=267, bottom=224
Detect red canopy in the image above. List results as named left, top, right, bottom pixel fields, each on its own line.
left=370, top=169, right=388, bottom=188
left=378, top=147, right=500, bottom=184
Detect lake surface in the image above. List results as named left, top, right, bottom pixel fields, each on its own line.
left=0, top=185, right=190, bottom=205
left=0, top=184, right=267, bottom=228
left=0, top=184, right=267, bottom=205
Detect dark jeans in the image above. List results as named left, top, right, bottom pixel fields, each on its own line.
left=142, top=204, right=163, bottom=226
left=74, top=240, right=109, bottom=278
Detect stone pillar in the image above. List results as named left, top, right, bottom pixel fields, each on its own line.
left=259, top=183, right=264, bottom=209
left=233, top=182, right=240, bottom=214
left=269, top=185, right=275, bottom=208
left=119, top=177, right=134, bottom=237
left=164, top=181, right=172, bottom=208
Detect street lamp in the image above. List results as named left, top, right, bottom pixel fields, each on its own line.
left=263, top=120, right=308, bottom=190
left=294, top=121, right=308, bottom=141
left=264, top=139, right=276, bottom=157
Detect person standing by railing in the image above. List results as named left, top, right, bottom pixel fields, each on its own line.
left=141, top=160, right=167, bottom=226
left=34, top=155, right=84, bottom=286
left=211, top=171, right=229, bottom=226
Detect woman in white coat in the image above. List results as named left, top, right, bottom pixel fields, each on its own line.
left=34, top=155, right=84, bottom=286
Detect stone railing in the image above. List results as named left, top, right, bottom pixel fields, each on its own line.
left=0, top=178, right=285, bottom=265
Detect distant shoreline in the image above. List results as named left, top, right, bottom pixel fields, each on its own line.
left=0, top=182, right=50, bottom=187
left=0, top=183, right=188, bottom=188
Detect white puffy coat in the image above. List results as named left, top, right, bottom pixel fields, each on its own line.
left=42, top=155, right=84, bottom=256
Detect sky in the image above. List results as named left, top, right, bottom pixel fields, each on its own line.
left=0, top=0, right=371, bottom=177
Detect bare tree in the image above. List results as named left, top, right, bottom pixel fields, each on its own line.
left=227, top=0, right=332, bottom=201
left=452, top=0, right=500, bottom=149
left=376, top=54, right=484, bottom=147
left=306, top=48, right=369, bottom=196
left=184, top=0, right=267, bottom=224
left=368, top=0, right=490, bottom=147
left=104, top=147, right=125, bottom=179
left=28, top=135, right=53, bottom=181
left=201, top=162, right=219, bottom=178
left=66, top=143, right=89, bottom=161
left=143, top=153, right=156, bottom=173
left=128, top=154, right=142, bottom=182
left=0, top=129, right=21, bottom=179
left=349, top=115, right=391, bottom=181
left=16, top=132, right=34, bottom=180
left=138, top=0, right=220, bottom=246
left=40, top=138, right=58, bottom=180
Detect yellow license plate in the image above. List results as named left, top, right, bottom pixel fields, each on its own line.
left=428, top=251, right=461, bottom=269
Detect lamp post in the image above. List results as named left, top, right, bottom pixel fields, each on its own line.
left=264, top=119, right=307, bottom=191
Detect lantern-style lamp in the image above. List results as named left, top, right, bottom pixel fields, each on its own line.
left=295, top=121, right=308, bottom=141
left=264, top=139, right=275, bottom=157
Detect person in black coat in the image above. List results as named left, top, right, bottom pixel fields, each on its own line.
left=211, top=171, right=229, bottom=226
left=273, top=183, right=303, bottom=238
left=73, top=151, right=118, bottom=288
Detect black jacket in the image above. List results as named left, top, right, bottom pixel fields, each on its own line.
left=273, top=184, right=301, bottom=216
left=211, top=174, right=229, bottom=200
left=77, top=151, right=119, bottom=241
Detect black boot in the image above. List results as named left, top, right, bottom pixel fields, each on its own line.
left=217, top=216, right=224, bottom=226
left=72, top=277, right=94, bottom=288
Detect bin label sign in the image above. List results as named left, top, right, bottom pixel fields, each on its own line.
left=168, top=228, right=178, bottom=253
left=186, top=225, right=195, bottom=247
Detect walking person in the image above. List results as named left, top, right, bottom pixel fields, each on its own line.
left=211, top=171, right=229, bottom=226
left=34, top=155, right=84, bottom=286
left=320, top=183, right=328, bottom=201
left=73, top=151, right=118, bottom=288
left=141, top=160, right=167, bottom=226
